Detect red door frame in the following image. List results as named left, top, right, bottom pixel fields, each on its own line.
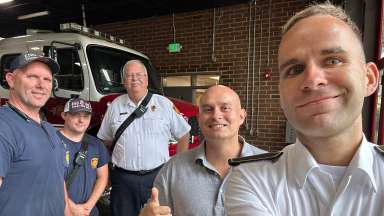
left=369, top=0, right=384, bottom=144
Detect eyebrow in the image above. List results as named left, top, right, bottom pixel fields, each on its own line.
left=320, top=47, right=346, bottom=55
left=199, top=105, right=212, bottom=112
left=278, top=47, right=347, bottom=72
left=200, top=104, right=213, bottom=108
left=126, top=72, right=146, bottom=75
left=200, top=102, right=232, bottom=108
left=279, top=58, right=300, bottom=72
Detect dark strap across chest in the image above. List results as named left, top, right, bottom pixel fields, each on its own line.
left=110, top=92, right=153, bottom=153
left=65, top=134, right=91, bottom=189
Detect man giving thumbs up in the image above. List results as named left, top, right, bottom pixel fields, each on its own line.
left=139, top=188, right=172, bottom=216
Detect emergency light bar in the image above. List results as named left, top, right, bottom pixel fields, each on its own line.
left=60, top=23, right=125, bottom=45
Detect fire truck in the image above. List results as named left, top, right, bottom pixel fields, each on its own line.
left=0, top=23, right=200, bottom=155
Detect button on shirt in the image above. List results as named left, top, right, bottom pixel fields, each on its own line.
left=97, top=93, right=190, bottom=171
left=154, top=136, right=267, bottom=216
left=225, top=136, right=384, bottom=216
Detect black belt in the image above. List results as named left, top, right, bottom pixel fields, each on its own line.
left=114, top=164, right=163, bottom=175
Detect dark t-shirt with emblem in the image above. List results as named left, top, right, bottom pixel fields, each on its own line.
left=58, top=132, right=110, bottom=215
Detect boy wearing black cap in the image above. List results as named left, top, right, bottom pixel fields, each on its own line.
left=0, top=53, right=66, bottom=215
left=58, top=98, right=110, bottom=216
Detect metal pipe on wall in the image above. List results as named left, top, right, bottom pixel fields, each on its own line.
left=250, top=0, right=257, bottom=136
left=212, top=8, right=217, bottom=62
left=245, top=0, right=253, bottom=130
left=255, top=3, right=263, bottom=136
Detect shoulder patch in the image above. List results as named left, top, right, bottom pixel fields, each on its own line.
left=374, top=145, right=384, bottom=155
left=228, top=152, right=283, bottom=166
left=91, top=157, right=99, bottom=169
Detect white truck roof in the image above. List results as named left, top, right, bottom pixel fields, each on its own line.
left=0, top=32, right=148, bottom=60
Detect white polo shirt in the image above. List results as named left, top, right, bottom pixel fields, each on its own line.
left=225, top=136, right=384, bottom=216
left=97, top=93, right=191, bottom=171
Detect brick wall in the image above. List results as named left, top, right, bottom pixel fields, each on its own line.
left=95, top=0, right=307, bottom=152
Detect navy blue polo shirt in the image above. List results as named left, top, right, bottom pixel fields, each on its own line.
left=58, top=132, right=110, bottom=215
left=0, top=106, right=66, bottom=216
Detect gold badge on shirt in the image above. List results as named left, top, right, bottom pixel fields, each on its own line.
left=151, top=105, right=156, bottom=112
left=91, top=157, right=99, bottom=169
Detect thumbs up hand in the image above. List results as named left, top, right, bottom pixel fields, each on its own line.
left=139, top=187, right=172, bottom=216
left=149, top=187, right=160, bottom=207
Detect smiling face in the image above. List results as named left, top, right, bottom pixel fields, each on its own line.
left=6, top=61, right=53, bottom=113
left=198, top=85, right=246, bottom=142
left=61, top=112, right=92, bottom=135
left=123, top=61, right=148, bottom=96
left=278, top=15, right=378, bottom=140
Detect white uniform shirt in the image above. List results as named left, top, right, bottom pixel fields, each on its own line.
left=97, top=93, right=191, bottom=171
left=225, top=136, right=384, bottom=216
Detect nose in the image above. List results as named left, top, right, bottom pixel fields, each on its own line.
left=126, top=75, right=139, bottom=83
left=78, top=116, right=84, bottom=122
left=36, top=77, right=52, bottom=89
left=300, top=62, right=327, bottom=91
left=35, top=77, right=44, bottom=88
left=79, top=114, right=89, bottom=122
left=211, top=108, right=223, bottom=120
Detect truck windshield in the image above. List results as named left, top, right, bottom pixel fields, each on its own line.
left=86, top=45, right=161, bottom=94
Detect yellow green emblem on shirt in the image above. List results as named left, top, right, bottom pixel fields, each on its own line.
left=66, top=151, right=70, bottom=166
left=91, top=157, right=99, bottom=169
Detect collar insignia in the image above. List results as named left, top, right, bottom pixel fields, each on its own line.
left=228, top=152, right=283, bottom=166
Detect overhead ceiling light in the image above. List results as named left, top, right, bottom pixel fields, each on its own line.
left=17, top=11, right=49, bottom=20
left=0, top=0, right=14, bottom=4
left=12, top=35, right=31, bottom=39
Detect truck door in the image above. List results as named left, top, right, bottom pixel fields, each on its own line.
left=43, top=46, right=88, bottom=127
left=0, top=53, right=18, bottom=105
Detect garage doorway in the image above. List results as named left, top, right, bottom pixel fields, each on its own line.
left=162, top=74, right=220, bottom=106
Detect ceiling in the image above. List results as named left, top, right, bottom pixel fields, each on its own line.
left=0, top=0, right=249, bottom=38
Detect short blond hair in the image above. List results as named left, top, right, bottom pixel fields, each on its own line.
left=282, top=1, right=361, bottom=42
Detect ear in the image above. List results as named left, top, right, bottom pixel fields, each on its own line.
left=239, top=108, right=246, bottom=125
left=5, top=72, right=16, bottom=89
left=365, top=62, right=380, bottom=97
left=61, top=112, right=66, bottom=121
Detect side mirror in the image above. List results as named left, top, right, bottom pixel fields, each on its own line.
left=53, top=77, right=59, bottom=91
left=43, top=45, right=57, bottom=61
left=52, top=77, right=59, bottom=96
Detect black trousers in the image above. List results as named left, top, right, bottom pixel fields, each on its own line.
left=110, top=166, right=161, bottom=216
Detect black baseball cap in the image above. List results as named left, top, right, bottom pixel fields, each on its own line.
left=64, top=98, right=92, bottom=113
left=10, top=53, right=60, bottom=74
